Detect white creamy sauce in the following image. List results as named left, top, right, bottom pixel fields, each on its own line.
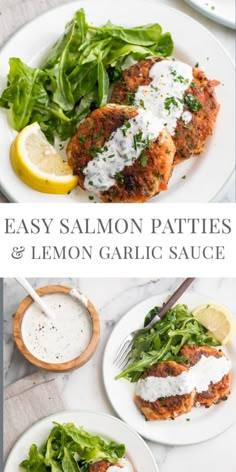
left=136, top=354, right=231, bottom=402
left=83, top=108, right=164, bottom=194
left=181, top=110, right=192, bottom=124
left=21, top=292, right=92, bottom=363
left=191, top=354, right=231, bottom=393
left=134, top=59, right=193, bottom=135
left=107, top=458, right=133, bottom=472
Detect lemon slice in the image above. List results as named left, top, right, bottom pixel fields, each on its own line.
left=193, top=303, right=235, bottom=345
left=10, top=122, right=78, bottom=194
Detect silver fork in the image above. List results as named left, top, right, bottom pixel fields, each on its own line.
left=113, top=278, right=195, bottom=370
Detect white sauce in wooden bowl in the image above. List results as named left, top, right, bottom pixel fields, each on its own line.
left=21, top=290, right=93, bottom=363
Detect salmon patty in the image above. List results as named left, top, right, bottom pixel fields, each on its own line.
left=89, top=461, right=111, bottom=472
left=89, top=460, right=131, bottom=471
left=67, top=104, right=175, bottom=202
left=181, top=345, right=231, bottom=407
left=111, top=58, right=220, bottom=164
left=134, top=361, right=195, bottom=421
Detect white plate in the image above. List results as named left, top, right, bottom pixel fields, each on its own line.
left=185, top=0, right=236, bottom=30
left=103, top=291, right=236, bottom=445
left=0, top=0, right=235, bottom=203
left=4, top=410, right=158, bottom=472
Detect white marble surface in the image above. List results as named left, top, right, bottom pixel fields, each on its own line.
left=0, top=0, right=235, bottom=202
left=3, top=277, right=236, bottom=472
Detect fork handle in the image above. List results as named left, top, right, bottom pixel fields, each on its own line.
left=146, top=278, right=195, bottom=329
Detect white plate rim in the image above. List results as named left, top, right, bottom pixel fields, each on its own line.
left=4, top=409, right=159, bottom=472
left=102, top=289, right=236, bottom=445
left=185, top=0, right=236, bottom=30
left=0, top=0, right=235, bottom=203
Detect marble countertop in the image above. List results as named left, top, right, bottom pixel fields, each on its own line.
left=0, top=0, right=235, bottom=203
left=3, top=277, right=236, bottom=472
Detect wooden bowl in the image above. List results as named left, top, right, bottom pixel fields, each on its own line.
left=13, top=285, right=100, bottom=372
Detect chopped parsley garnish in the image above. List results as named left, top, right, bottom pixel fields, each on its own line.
left=159, top=398, right=166, bottom=406
left=114, top=172, right=124, bottom=185
left=122, top=120, right=131, bottom=136
left=183, top=124, right=190, bottom=130
left=78, top=134, right=86, bottom=144
left=140, top=152, right=148, bottom=167
left=145, top=135, right=151, bottom=148
left=125, top=91, right=135, bottom=105
left=165, top=149, right=171, bottom=154
left=88, top=144, right=100, bottom=156
left=173, top=74, right=189, bottom=85
left=133, top=131, right=143, bottom=150
left=89, top=195, right=94, bottom=200
left=96, top=129, right=103, bottom=140
left=195, top=62, right=199, bottom=68
left=164, top=96, right=183, bottom=112
left=182, top=175, right=186, bottom=179
left=139, top=99, right=145, bottom=108
left=184, top=94, right=202, bottom=112
left=107, top=154, right=115, bottom=159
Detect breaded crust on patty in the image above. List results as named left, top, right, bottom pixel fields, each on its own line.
left=67, top=104, right=175, bottom=202
left=111, top=58, right=220, bottom=164
left=89, top=461, right=111, bottom=472
left=134, top=361, right=195, bottom=421
left=181, top=345, right=231, bottom=407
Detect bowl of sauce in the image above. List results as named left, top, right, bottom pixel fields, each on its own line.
left=13, top=285, right=100, bottom=371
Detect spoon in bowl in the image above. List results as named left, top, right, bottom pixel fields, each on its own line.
left=15, top=277, right=55, bottom=320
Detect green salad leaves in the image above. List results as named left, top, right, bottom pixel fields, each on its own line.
left=20, top=422, right=125, bottom=471
left=0, top=9, right=174, bottom=142
left=116, top=304, right=220, bottom=382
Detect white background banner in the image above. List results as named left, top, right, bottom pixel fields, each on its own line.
left=0, top=203, right=235, bottom=277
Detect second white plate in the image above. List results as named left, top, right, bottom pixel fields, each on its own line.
left=185, top=0, right=236, bottom=30
left=103, top=291, right=236, bottom=445
left=4, top=410, right=159, bottom=472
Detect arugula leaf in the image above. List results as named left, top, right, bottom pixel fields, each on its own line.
left=62, top=448, right=80, bottom=472
left=21, top=423, right=125, bottom=471
left=0, top=10, right=174, bottom=142
left=20, top=444, right=48, bottom=471
left=61, top=423, right=125, bottom=463
left=144, top=305, right=160, bottom=326
left=51, top=21, right=77, bottom=111
left=1, top=58, right=48, bottom=130
left=153, top=32, right=174, bottom=57
left=75, top=9, right=88, bottom=44
left=98, top=58, right=109, bottom=107
left=94, top=23, right=162, bottom=46
left=116, top=304, right=220, bottom=382
left=77, top=38, right=112, bottom=66
left=71, top=63, right=98, bottom=103
left=106, top=44, right=155, bottom=67
left=42, top=10, right=87, bottom=69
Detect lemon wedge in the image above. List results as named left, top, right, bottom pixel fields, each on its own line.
left=10, top=122, right=78, bottom=194
left=193, top=303, right=235, bottom=345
